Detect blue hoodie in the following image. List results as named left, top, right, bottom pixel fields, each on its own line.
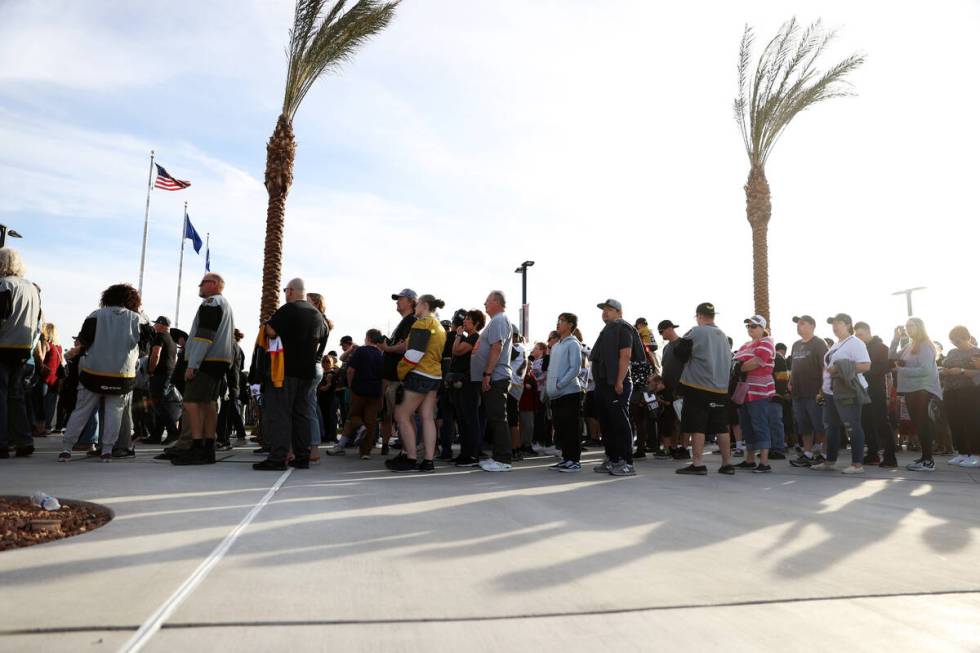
left=546, top=335, right=583, bottom=399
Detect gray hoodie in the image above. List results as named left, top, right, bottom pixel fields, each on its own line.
left=546, top=335, right=583, bottom=399
left=185, top=293, right=236, bottom=370
left=0, top=276, right=42, bottom=365
left=78, top=306, right=141, bottom=394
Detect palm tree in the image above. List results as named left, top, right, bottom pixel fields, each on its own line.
left=261, top=0, right=399, bottom=323
left=734, top=18, right=864, bottom=322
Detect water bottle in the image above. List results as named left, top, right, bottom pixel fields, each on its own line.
left=30, top=492, right=61, bottom=512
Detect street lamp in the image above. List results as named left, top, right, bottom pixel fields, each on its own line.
left=514, top=260, right=535, bottom=338
left=892, top=287, right=926, bottom=317
left=0, top=225, right=22, bottom=248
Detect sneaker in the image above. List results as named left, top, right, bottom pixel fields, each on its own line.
left=841, top=465, right=864, bottom=475
left=733, top=448, right=744, bottom=458
left=380, top=444, right=390, bottom=456
left=947, top=454, right=967, bottom=465
left=72, top=443, right=96, bottom=452
left=253, top=459, right=287, bottom=471
left=359, top=454, right=371, bottom=460
left=288, top=458, right=310, bottom=469
left=416, top=459, right=435, bottom=473
left=436, top=452, right=454, bottom=462
left=511, top=449, right=524, bottom=461
left=753, top=464, right=772, bottom=473
left=676, top=464, right=708, bottom=475
left=809, top=461, right=836, bottom=471
left=479, top=459, right=513, bottom=472
left=790, top=454, right=814, bottom=468
left=907, top=459, right=935, bottom=472
left=86, top=448, right=101, bottom=457
left=385, top=453, right=407, bottom=469
left=609, top=462, right=636, bottom=476
left=111, top=448, right=136, bottom=459
left=324, top=444, right=347, bottom=456
left=632, top=450, right=646, bottom=459
left=813, top=453, right=826, bottom=464
left=558, top=461, right=581, bottom=473
left=734, top=460, right=757, bottom=470
left=593, top=459, right=613, bottom=474
left=768, top=451, right=786, bottom=460
left=653, top=449, right=672, bottom=460
left=670, top=447, right=688, bottom=460
left=388, top=456, right=418, bottom=472
left=549, top=461, right=565, bottom=470
left=100, top=453, right=112, bottom=463
left=959, top=455, right=980, bottom=468
left=879, top=458, right=898, bottom=468
left=215, top=442, right=233, bottom=452
left=454, top=456, right=480, bottom=468
left=57, top=451, right=71, bottom=462
left=14, top=445, right=34, bottom=457
left=718, top=464, right=735, bottom=475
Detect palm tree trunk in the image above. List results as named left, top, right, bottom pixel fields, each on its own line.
left=744, top=164, right=772, bottom=323
left=260, top=114, right=296, bottom=325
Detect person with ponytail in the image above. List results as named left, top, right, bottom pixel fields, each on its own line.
left=386, top=294, right=447, bottom=472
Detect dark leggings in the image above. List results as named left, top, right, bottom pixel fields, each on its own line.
left=904, top=390, right=936, bottom=461
left=551, top=393, right=582, bottom=462
left=944, top=386, right=980, bottom=456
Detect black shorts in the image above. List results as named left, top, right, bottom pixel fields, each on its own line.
left=507, top=395, right=519, bottom=427
left=657, top=406, right=676, bottom=439
left=402, top=372, right=441, bottom=395
left=680, top=386, right=729, bottom=436
left=583, top=391, right=598, bottom=419
left=184, top=369, right=223, bottom=402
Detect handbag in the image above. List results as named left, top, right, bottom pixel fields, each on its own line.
left=731, top=381, right=750, bottom=406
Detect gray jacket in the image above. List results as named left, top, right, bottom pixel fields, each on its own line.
left=186, top=294, right=236, bottom=369
left=78, top=306, right=142, bottom=395
left=679, top=324, right=732, bottom=394
left=0, top=276, right=42, bottom=364
left=830, top=358, right=871, bottom=406
left=546, top=335, right=583, bottom=399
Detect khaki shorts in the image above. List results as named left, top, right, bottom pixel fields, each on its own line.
left=383, top=380, right=401, bottom=418
left=184, top=370, right=222, bottom=402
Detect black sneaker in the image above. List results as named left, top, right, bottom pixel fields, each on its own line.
left=15, top=445, right=35, bottom=457
left=653, top=449, right=672, bottom=460
left=288, top=458, right=310, bottom=469
left=632, top=450, right=647, bottom=459
left=734, top=460, right=757, bottom=470
left=768, top=451, right=786, bottom=460
left=416, top=459, right=435, bottom=473
left=253, top=459, right=287, bottom=471
left=813, top=453, right=826, bottom=464
left=389, top=456, right=418, bottom=472
left=385, top=452, right=407, bottom=470
left=436, top=452, right=454, bottom=462
left=380, top=444, right=390, bottom=456
left=676, top=464, right=708, bottom=475
left=512, top=449, right=524, bottom=461
left=215, top=442, right=234, bottom=452
left=111, top=448, right=135, bottom=459
left=454, top=456, right=480, bottom=467
left=253, top=447, right=270, bottom=455
left=718, top=464, right=735, bottom=475
left=86, top=448, right=101, bottom=457
left=753, top=464, right=772, bottom=473
left=790, top=454, right=814, bottom=468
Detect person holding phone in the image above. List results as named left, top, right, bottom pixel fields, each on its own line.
left=890, top=317, right=943, bottom=472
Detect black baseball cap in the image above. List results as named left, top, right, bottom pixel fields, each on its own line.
left=340, top=335, right=353, bottom=344
left=695, top=302, right=716, bottom=317
left=827, top=313, right=853, bottom=326
left=657, top=319, right=679, bottom=332
left=792, top=315, right=816, bottom=326
left=153, top=316, right=171, bottom=327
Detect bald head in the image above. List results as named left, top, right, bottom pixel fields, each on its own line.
left=198, top=272, right=224, bottom=298
left=284, top=277, right=306, bottom=303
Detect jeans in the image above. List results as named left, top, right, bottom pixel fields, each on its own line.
left=768, top=401, right=786, bottom=451
left=62, top=387, right=131, bottom=454
left=595, top=381, right=634, bottom=464
left=457, top=382, right=482, bottom=459
left=149, top=377, right=180, bottom=441
left=40, top=384, right=59, bottom=430
left=551, top=393, right=582, bottom=462
left=861, top=386, right=896, bottom=461
left=309, top=364, right=324, bottom=446
left=483, top=379, right=511, bottom=463
left=792, top=397, right=824, bottom=435
left=739, top=400, right=772, bottom=450
left=264, top=377, right=314, bottom=463
left=824, top=394, right=866, bottom=464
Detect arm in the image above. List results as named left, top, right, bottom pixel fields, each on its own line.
left=453, top=336, right=474, bottom=357
left=149, top=344, right=162, bottom=374
left=615, top=346, right=630, bottom=392
left=482, top=340, right=503, bottom=391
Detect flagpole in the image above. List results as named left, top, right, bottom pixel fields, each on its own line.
left=205, top=232, right=210, bottom=271
left=138, top=150, right=155, bottom=295
left=175, top=201, right=187, bottom=328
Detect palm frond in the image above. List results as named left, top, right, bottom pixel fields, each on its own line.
left=734, top=18, right=864, bottom=166
left=282, top=0, right=400, bottom=121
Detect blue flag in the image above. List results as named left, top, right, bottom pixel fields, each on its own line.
left=205, top=246, right=211, bottom=271
left=184, top=214, right=203, bottom=254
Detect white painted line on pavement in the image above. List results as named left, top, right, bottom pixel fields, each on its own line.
left=119, top=468, right=293, bottom=653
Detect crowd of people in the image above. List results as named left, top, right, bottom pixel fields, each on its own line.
left=2, top=245, right=979, bottom=477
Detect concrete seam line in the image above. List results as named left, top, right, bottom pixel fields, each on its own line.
left=118, top=468, right=293, bottom=653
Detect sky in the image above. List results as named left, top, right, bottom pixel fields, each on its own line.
left=2, top=0, right=979, bottom=353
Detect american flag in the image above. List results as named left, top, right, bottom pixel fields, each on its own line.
left=154, top=164, right=191, bottom=191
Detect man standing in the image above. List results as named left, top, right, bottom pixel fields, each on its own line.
left=147, top=316, right=179, bottom=444
left=254, top=278, right=328, bottom=471
left=674, top=302, right=735, bottom=475
left=658, top=319, right=688, bottom=460
left=547, top=313, right=584, bottom=471
left=474, top=290, right=514, bottom=472
left=590, top=299, right=645, bottom=476
left=172, top=272, right=236, bottom=466
left=788, top=315, right=828, bottom=467
left=0, top=249, right=42, bottom=459
left=854, top=321, right=897, bottom=467
left=379, top=289, right=417, bottom=455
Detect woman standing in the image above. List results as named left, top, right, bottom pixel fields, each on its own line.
left=34, top=323, right=63, bottom=434
left=386, top=294, right=447, bottom=472
left=306, top=293, right=332, bottom=461
left=940, top=326, right=980, bottom=468
left=890, top=317, right=943, bottom=472
left=451, top=309, right=484, bottom=467
left=733, top=315, right=776, bottom=473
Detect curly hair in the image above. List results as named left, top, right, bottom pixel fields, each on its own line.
left=101, top=283, right=141, bottom=312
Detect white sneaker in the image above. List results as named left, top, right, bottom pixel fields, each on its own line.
left=958, top=455, right=980, bottom=468
left=947, top=454, right=966, bottom=465
left=479, top=459, right=512, bottom=472
left=809, top=461, right=836, bottom=471
left=841, top=465, right=864, bottom=475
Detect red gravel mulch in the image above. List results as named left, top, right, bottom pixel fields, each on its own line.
left=0, top=497, right=112, bottom=551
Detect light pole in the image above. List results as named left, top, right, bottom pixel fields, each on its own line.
left=0, top=225, right=23, bottom=248
left=892, top=286, right=926, bottom=317
left=514, top=260, right=535, bottom=339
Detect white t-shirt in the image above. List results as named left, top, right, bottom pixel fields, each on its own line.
left=822, top=335, right=871, bottom=395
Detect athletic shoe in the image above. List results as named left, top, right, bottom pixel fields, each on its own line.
left=359, top=454, right=371, bottom=460
left=479, top=459, right=513, bottom=472
left=324, top=444, right=347, bottom=456
left=841, top=465, right=864, bottom=475
left=790, top=454, right=814, bottom=468
left=753, top=464, right=772, bottom=473
left=111, top=448, right=135, bottom=459
left=558, top=461, right=581, bottom=473
left=593, top=459, right=613, bottom=474
left=768, top=451, right=786, bottom=460
left=86, top=448, right=101, bottom=457
left=632, top=450, right=647, bottom=459
left=809, top=462, right=836, bottom=471
left=100, top=453, right=112, bottom=463
left=907, top=459, right=935, bottom=472
left=653, top=449, right=672, bottom=460
left=947, top=454, right=967, bottom=465
left=879, top=458, right=898, bottom=468
left=671, top=447, right=689, bottom=460
left=388, top=456, right=418, bottom=472
left=57, top=451, right=71, bottom=462
left=253, top=459, right=287, bottom=471
left=288, top=458, right=310, bottom=469
left=215, top=442, right=233, bottom=452
left=862, top=454, right=880, bottom=465
left=436, top=452, right=454, bottom=462
left=958, top=455, right=980, bottom=468
left=717, top=464, right=735, bottom=475
left=609, top=462, right=636, bottom=476
left=15, top=446, right=34, bottom=457
left=676, top=464, right=708, bottom=475
left=734, top=460, right=757, bottom=470
left=416, top=459, right=435, bottom=473
left=511, top=449, right=524, bottom=462
left=733, top=448, right=744, bottom=458
left=813, top=453, right=826, bottom=464
left=72, top=443, right=96, bottom=452
left=549, top=461, right=565, bottom=470
left=385, top=453, right=407, bottom=469
left=454, top=456, right=480, bottom=467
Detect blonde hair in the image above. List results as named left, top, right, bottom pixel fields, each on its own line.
left=907, top=317, right=934, bottom=355
left=0, top=248, right=26, bottom=277
left=43, top=323, right=59, bottom=346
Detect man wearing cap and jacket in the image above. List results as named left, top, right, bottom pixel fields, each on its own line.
left=590, top=299, right=646, bottom=476
left=788, top=315, right=828, bottom=467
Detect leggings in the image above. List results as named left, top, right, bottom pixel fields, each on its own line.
left=944, top=386, right=980, bottom=456
left=904, top=390, right=937, bottom=461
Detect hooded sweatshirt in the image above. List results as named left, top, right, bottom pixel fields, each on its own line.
left=185, top=293, right=236, bottom=374
left=78, top=306, right=141, bottom=394
left=546, top=335, right=583, bottom=399
left=0, top=276, right=42, bottom=365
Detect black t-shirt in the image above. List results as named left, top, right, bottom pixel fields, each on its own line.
left=267, top=300, right=328, bottom=380
left=151, top=332, right=177, bottom=381
left=450, top=333, right=479, bottom=374
left=591, top=319, right=644, bottom=383
left=790, top=337, right=828, bottom=399
left=348, top=345, right=384, bottom=397
left=382, top=313, right=417, bottom=382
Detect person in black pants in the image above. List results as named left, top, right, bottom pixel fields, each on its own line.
left=547, top=313, right=584, bottom=470
left=147, top=317, right=179, bottom=444
left=450, top=310, right=484, bottom=466
left=855, top=322, right=897, bottom=467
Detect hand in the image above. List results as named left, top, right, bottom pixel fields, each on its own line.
left=185, top=368, right=196, bottom=381
left=615, top=380, right=624, bottom=395
left=456, top=326, right=464, bottom=336
left=481, top=376, right=490, bottom=393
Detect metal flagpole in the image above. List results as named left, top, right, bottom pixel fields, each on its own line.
left=175, top=202, right=187, bottom=328
left=204, top=233, right=210, bottom=271
left=138, top=150, right=155, bottom=295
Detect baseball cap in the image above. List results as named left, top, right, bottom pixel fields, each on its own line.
left=792, top=315, right=816, bottom=326
left=657, top=319, right=679, bottom=332
left=597, top=298, right=623, bottom=311
left=826, top=313, right=853, bottom=326
left=744, top=315, right=768, bottom=329
left=339, top=335, right=353, bottom=344
left=153, top=316, right=171, bottom=327
left=695, top=302, right=716, bottom=317
left=391, top=288, right=418, bottom=301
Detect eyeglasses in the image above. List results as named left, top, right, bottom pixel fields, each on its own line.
left=746, top=324, right=761, bottom=330
left=199, top=279, right=216, bottom=287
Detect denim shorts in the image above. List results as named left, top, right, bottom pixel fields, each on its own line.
left=402, top=372, right=441, bottom=395
left=792, top=397, right=824, bottom=435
